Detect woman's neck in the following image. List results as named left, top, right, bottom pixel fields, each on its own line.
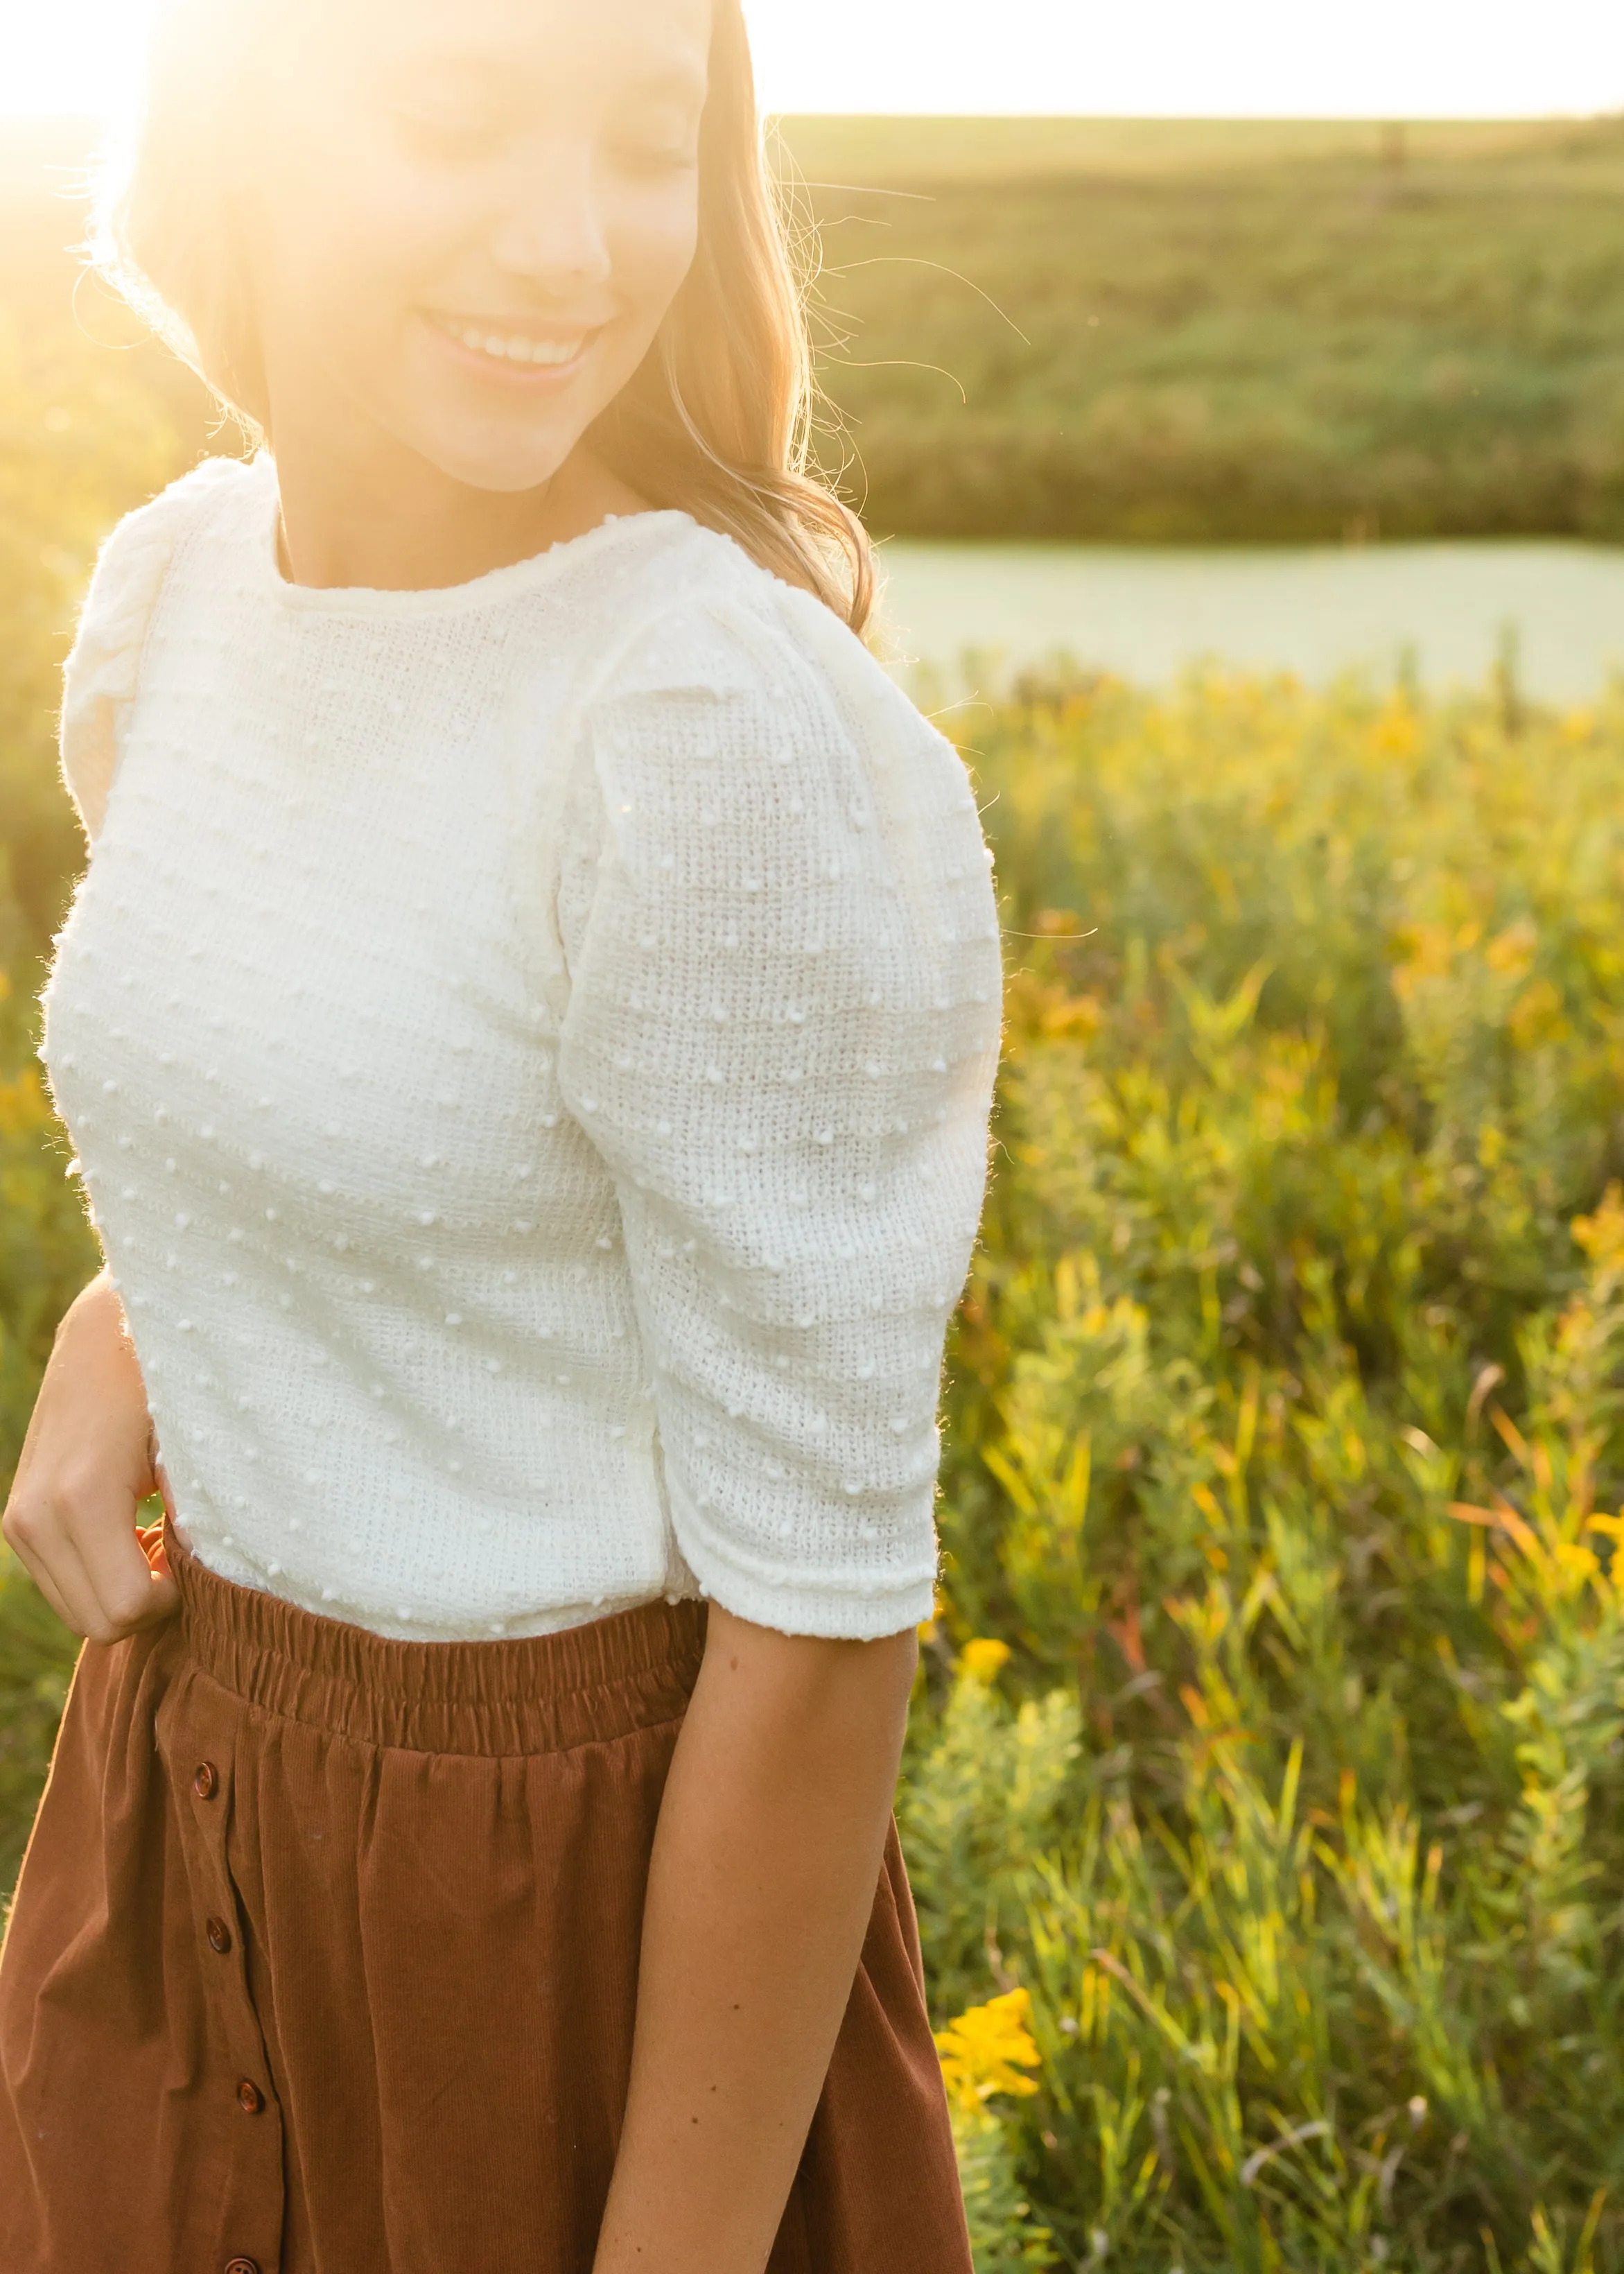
left=269, top=417, right=647, bottom=594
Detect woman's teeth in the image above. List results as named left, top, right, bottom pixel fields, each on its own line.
left=444, top=322, right=586, bottom=367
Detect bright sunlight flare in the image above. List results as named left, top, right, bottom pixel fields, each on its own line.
left=0, top=0, right=1621, bottom=121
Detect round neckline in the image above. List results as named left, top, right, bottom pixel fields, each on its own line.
left=246, top=451, right=697, bottom=620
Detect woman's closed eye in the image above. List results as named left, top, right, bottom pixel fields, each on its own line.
left=604, top=71, right=705, bottom=177
left=384, top=99, right=697, bottom=179
left=612, top=138, right=699, bottom=178
left=608, top=114, right=702, bottom=177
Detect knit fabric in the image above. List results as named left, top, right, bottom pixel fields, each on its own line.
left=41, top=453, right=1002, bottom=1642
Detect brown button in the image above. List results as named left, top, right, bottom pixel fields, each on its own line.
left=193, top=1762, right=219, bottom=1800
left=205, top=1915, right=233, bottom=1956
left=225, top=2260, right=260, bottom=2274
left=236, top=2078, right=265, bottom=2115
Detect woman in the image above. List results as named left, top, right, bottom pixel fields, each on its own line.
left=0, top=0, right=1002, bottom=2266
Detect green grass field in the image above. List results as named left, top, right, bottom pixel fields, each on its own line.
left=774, top=112, right=1624, bottom=543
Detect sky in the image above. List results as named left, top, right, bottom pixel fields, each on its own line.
left=0, top=0, right=1620, bottom=121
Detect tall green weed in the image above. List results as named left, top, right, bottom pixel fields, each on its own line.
left=907, top=664, right=1624, bottom=2271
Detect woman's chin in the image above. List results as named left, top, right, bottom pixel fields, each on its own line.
left=382, top=319, right=614, bottom=493
left=396, top=410, right=584, bottom=498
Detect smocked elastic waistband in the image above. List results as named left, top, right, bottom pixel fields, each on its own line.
left=165, top=1521, right=707, bottom=1757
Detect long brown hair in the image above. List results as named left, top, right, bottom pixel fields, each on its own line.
left=94, top=0, right=875, bottom=632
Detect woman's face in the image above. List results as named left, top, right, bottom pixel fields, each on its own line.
left=243, top=0, right=711, bottom=494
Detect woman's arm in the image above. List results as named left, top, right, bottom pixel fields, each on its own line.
left=592, top=1606, right=918, bottom=2274
left=554, top=602, right=998, bottom=2263
left=1, top=1267, right=177, bottom=1641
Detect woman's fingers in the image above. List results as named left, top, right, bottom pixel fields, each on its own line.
left=3, top=1479, right=178, bottom=1644
left=136, top=1518, right=180, bottom=1616
left=143, top=1472, right=180, bottom=1599
left=72, top=1488, right=180, bottom=1640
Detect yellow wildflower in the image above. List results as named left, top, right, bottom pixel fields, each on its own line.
left=935, top=1988, right=1042, bottom=2115
left=958, top=1638, right=1012, bottom=1685
left=1574, top=1185, right=1624, bottom=1273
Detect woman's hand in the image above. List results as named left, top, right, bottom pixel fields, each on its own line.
left=1, top=1269, right=178, bottom=1643
left=591, top=1604, right=919, bottom=2274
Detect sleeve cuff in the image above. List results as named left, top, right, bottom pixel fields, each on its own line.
left=666, top=1473, right=939, bottom=1641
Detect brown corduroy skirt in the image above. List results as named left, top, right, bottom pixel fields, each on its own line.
left=0, top=1529, right=972, bottom=2274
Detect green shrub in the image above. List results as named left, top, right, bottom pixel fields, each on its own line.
left=907, top=663, right=1624, bottom=2271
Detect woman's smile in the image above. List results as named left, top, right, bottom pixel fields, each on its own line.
left=421, top=307, right=604, bottom=383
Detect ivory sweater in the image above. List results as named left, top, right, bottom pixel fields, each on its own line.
left=40, top=453, right=1002, bottom=1642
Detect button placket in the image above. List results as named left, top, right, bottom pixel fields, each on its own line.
left=172, top=1702, right=285, bottom=2274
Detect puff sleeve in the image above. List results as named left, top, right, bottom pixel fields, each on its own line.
left=58, top=458, right=240, bottom=846
left=555, top=587, right=1002, bottom=1638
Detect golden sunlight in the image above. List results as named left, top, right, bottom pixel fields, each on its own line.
left=1, top=0, right=1621, bottom=121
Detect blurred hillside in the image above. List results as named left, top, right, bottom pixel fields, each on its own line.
left=776, top=112, right=1624, bottom=542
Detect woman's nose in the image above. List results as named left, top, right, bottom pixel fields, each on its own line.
left=489, top=146, right=613, bottom=292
